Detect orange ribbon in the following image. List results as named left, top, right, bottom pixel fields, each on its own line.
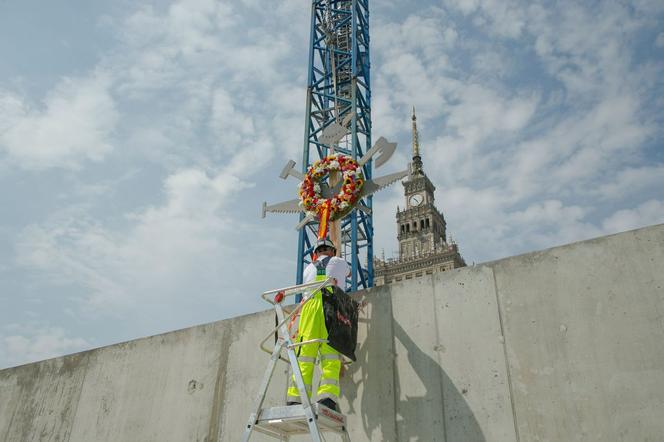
left=317, top=199, right=332, bottom=240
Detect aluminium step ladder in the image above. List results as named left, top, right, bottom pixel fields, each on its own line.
left=241, top=279, right=351, bottom=442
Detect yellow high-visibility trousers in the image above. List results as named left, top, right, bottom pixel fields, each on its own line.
left=287, top=290, right=341, bottom=403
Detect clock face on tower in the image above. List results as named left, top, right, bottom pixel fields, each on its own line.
left=409, top=194, right=424, bottom=207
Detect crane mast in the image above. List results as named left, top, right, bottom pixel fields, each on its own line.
left=296, top=0, right=373, bottom=291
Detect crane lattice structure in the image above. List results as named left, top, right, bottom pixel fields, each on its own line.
left=297, top=0, right=372, bottom=291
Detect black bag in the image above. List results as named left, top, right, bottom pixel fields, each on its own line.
left=322, top=285, right=359, bottom=361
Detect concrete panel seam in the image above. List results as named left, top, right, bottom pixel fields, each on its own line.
left=491, top=266, right=521, bottom=442
left=67, top=353, right=92, bottom=442
left=206, top=326, right=231, bottom=442
left=387, top=286, right=401, bottom=442
left=430, top=275, right=449, bottom=441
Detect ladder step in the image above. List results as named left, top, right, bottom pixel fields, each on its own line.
left=254, top=403, right=347, bottom=436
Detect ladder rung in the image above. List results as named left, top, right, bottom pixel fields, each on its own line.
left=255, top=404, right=347, bottom=436
left=253, top=424, right=289, bottom=440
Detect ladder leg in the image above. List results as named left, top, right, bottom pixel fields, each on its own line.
left=278, top=306, right=324, bottom=441
left=286, top=348, right=323, bottom=441
left=241, top=341, right=285, bottom=442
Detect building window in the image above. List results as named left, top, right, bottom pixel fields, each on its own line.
left=412, top=221, right=417, bottom=230
left=401, top=224, right=405, bottom=233
left=406, top=224, right=410, bottom=233
left=415, top=272, right=422, bottom=277
left=420, top=219, right=425, bottom=229
left=426, top=218, right=430, bottom=228
left=426, top=270, right=433, bottom=275
left=396, top=276, right=402, bottom=281
left=405, top=274, right=412, bottom=279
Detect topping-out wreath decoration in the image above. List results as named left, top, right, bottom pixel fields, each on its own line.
left=299, top=153, right=365, bottom=223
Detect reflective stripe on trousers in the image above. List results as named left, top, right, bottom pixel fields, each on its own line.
left=287, top=283, right=341, bottom=402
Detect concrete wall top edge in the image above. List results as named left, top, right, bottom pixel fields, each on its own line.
left=0, top=309, right=274, bottom=373
left=477, top=222, right=664, bottom=268
left=3, top=223, right=661, bottom=373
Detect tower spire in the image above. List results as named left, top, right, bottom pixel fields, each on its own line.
left=411, top=106, right=423, bottom=174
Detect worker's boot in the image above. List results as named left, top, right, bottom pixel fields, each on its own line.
left=317, top=398, right=338, bottom=412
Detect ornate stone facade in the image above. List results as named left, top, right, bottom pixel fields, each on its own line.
left=374, top=109, right=466, bottom=286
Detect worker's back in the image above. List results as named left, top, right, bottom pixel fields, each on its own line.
left=303, top=255, right=349, bottom=290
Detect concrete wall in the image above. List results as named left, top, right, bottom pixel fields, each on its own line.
left=1, top=224, right=663, bottom=442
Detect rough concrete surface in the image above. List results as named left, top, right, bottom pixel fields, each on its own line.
left=1, top=224, right=663, bottom=441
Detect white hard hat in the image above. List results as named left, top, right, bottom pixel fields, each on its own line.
left=314, top=238, right=336, bottom=252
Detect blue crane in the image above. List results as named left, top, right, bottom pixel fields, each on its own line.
left=263, top=0, right=407, bottom=293
left=300, top=0, right=372, bottom=291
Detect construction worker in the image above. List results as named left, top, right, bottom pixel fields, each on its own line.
left=287, top=238, right=349, bottom=412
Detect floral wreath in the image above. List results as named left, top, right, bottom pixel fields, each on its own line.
left=299, top=153, right=365, bottom=221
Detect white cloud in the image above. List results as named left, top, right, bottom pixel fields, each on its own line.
left=421, top=3, right=655, bottom=204
left=372, top=10, right=461, bottom=123
left=445, top=85, right=538, bottom=137
left=16, top=167, right=252, bottom=317
left=544, top=94, right=652, bottom=190
left=527, top=1, right=647, bottom=98
left=102, top=0, right=303, bottom=174
left=117, top=1, right=230, bottom=93
left=442, top=0, right=526, bottom=38
left=210, top=88, right=256, bottom=150
left=511, top=199, right=586, bottom=225
left=376, top=14, right=458, bottom=57
left=602, top=200, right=664, bottom=234
left=594, top=166, right=664, bottom=200
left=427, top=88, right=539, bottom=185
left=507, top=200, right=601, bottom=250
left=115, top=0, right=295, bottom=97
left=0, top=74, right=118, bottom=170
left=132, top=168, right=248, bottom=223
left=433, top=186, right=516, bottom=259
left=0, top=91, right=24, bottom=133
left=656, top=33, right=664, bottom=48
left=435, top=189, right=604, bottom=261
left=0, top=323, right=90, bottom=368
left=448, top=0, right=480, bottom=15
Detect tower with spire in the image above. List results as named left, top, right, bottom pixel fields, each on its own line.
left=374, top=109, right=466, bottom=286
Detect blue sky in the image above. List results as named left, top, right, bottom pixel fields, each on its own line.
left=1, top=0, right=662, bottom=369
